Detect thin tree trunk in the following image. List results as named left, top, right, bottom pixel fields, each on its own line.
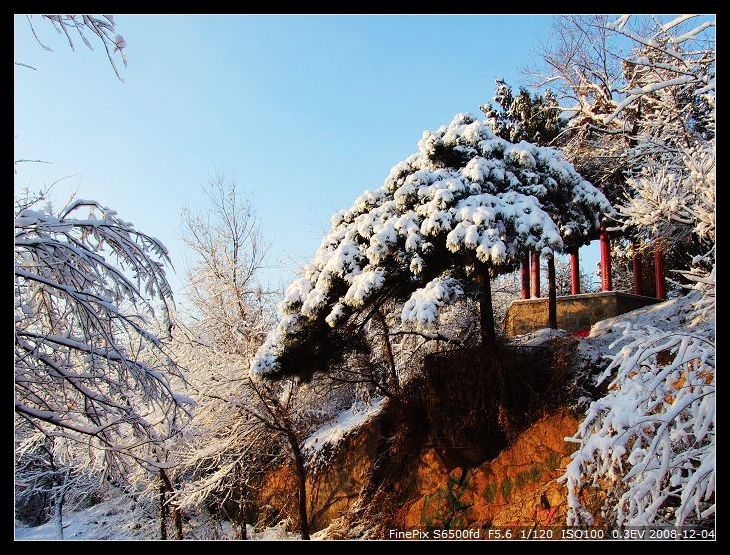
left=547, top=252, right=557, bottom=329
left=159, top=469, right=183, bottom=539
left=239, top=498, right=248, bottom=540
left=287, top=432, right=310, bottom=540
left=238, top=483, right=248, bottom=540
left=53, top=479, right=67, bottom=540
left=172, top=498, right=183, bottom=539
left=376, top=310, right=399, bottom=395
left=47, top=450, right=66, bottom=540
left=479, top=265, right=496, bottom=346
left=159, top=469, right=168, bottom=540
left=53, top=493, right=64, bottom=540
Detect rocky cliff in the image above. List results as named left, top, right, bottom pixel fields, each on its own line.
left=256, top=336, right=590, bottom=538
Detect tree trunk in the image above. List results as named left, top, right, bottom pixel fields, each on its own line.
left=159, top=469, right=168, bottom=540
left=159, top=469, right=183, bottom=539
left=547, top=252, right=557, bottom=329
left=53, top=491, right=64, bottom=540
left=479, top=265, right=496, bottom=346
left=287, top=433, right=310, bottom=540
left=376, top=310, right=399, bottom=395
left=238, top=481, right=248, bottom=540
left=172, top=500, right=183, bottom=539
left=53, top=474, right=68, bottom=540
left=239, top=495, right=248, bottom=540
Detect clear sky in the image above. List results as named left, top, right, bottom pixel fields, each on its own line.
left=14, top=14, right=601, bottom=298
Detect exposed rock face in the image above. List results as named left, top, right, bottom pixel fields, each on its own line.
left=256, top=407, right=580, bottom=536
left=400, top=409, right=579, bottom=530
left=254, top=329, right=588, bottom=537
left=257, top=408, right=383, bottom=532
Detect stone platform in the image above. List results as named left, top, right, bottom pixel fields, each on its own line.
left=504, top=291, right=661, bottom=336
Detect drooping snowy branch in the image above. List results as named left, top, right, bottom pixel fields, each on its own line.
left=14, top=193, right=189, bottom=466
left=563, top=290, right=715, bottom=527
left=25, top=15, right=128, bottom=80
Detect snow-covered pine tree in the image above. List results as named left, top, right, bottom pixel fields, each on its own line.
left=252, top=113, right=612, bottom=380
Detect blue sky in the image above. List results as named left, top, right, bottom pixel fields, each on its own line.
left=14, top=15, right=601, bottom=297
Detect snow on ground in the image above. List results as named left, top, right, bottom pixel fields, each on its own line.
left=15, top=495, right=141, bottom=540
left=304, top=398, right=386, bottom=458
left=15, top=396, right=389, bottom=541
left=15, top=493, right=307, bottom=540
left=509, top=296, right=690, bottom=366
left=578, top=295, right=689, bottom=365
left=510, top=327, right=571, bottom=346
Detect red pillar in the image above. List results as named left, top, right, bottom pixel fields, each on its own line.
left=520, top=254, right=530, bottom=299
left=530, top=251, right=540, bottom=298
left=599, top=226, right=612, bottom=292
left=570, top=248, right=580, bottom=295
left=654, top=244, right=666, bottom=300
left=632, top=240, right=643, bottom=296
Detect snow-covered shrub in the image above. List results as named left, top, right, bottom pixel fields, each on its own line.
left=564, top=290, right=715, bottom=526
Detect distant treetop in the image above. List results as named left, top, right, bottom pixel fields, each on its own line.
left=480, top=80, right=565, bottom=146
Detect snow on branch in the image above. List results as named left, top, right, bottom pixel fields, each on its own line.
left=563, top=301, right=715, bottom=526
left=251, top=112, right=611, bottom=379
left=26, top=15, right=128, bottom=80
left=14, top=192, right=189, bottom=466
left=602, top=15, right=715, bottom=124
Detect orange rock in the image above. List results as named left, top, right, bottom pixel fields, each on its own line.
left=401, top=409, right=580, bottom=530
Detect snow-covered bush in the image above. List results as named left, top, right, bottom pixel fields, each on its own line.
left=564, top=289, right=715, bottom=526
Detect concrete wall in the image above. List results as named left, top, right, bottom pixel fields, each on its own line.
left=504, top=292, right=660, bottom=336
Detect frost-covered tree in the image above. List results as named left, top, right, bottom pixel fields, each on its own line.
left=564, top=283, right=715, bottom=527
left=533, top=15, right=714, bottom=245
left=252, top=113, right=611, bottom=380
left=14, top=191, right=190, bottom=469
left=528, top=15, right=631, bottom=202
left=531, top=15, right=714, bottom=202
left=171, top=179, right=277, bottom=538
left=15, top=14, right=191, bottom=537
left=179, top=175, right=272, bottom=355
left=608, top=16, right=715, bottom=268
left=171, top=179, right=340, bottom=540
left=550, top=15, right=716, bottom=529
